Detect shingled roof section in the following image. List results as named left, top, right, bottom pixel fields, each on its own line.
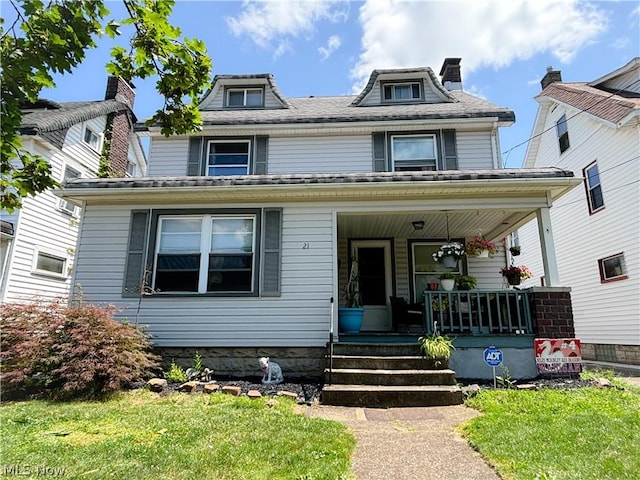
left=536, top=82, right=640, bottom=126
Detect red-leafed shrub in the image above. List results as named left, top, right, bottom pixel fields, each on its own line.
left=0, top=302, right=160, bottom=400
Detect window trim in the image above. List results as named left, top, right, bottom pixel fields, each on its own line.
left=225, top=87, right=265, bottom=108
left=598, top=253, right=627, bottom=283
left=148, top=208, right=262, bottom=297
left=32, top=248, right=69, bottom=279
left=583, top=161, right=605, bottom=214
left=391, top=133, right=438, bottom=171
left=407, top=239, right=465, bottom=303
left=381, top=80, right=423, bottom=103
left=556, top=114, right=570, bottom=154
left=206, top=139, right=252, bottom=176
left=83, top=126, right=102, bottom=152
left=58, top=165, right=82, bottom=217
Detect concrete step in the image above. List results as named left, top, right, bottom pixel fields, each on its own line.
left=324, top=368, right=457, bottom=386
left=330, top=342, right=421, bottom=357
left=321, top=384, right=464, bottom=407
left=328, top=354, right=445, bottom=370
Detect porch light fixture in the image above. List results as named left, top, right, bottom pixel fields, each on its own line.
left=412, top=220, right=425, bottom=231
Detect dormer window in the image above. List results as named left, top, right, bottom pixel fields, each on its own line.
left=226, top=88, right=264, bottom=107
left=382, top=82, right=421, bottom=102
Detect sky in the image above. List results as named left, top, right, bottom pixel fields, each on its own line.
left=31, top=0, right=640, bottom=167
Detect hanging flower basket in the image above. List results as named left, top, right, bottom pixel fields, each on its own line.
left=442, top=256, right=458, bottom=268
left=500, top=265, right=533, bottom=286
left=465, top=237, right=498, bottom=258
left=432, top=242, right=465, bottom=267
left=506, top=274, right=521, bottom=286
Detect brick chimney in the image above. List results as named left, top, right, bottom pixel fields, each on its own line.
left=541, top=66, right=562, bottom=90
left=439, top=58, right=462, bottom=90
left=104, top=77, right=135, bottom=177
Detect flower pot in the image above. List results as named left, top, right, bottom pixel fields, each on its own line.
left=428, top=282, right=439, bottom=291
left=442, top=255, right=458, bottom=268
left=440, top=279, right=455, bottom=291
left=506, top=275, right=521, bottom=286
left=477, top=249, right=490, bottom=258
left=338, top=307, right=364, bottom=333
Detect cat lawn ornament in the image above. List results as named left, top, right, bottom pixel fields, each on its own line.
left=259, top=357, right=283, bottom=385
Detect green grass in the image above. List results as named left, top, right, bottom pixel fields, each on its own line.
left=1, top=390, right=355, bottom=480
left=463, top=383, right=640, bottom=480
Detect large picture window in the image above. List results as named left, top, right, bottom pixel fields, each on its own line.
left=410, top=242, right=463, bottom=302
left=207, top=140, right=250, bottom=176
left=153, top=215, right=256, bottom=293
left=392, top=135, right=437, bottom=171
left=584, top=161, right=604, bottom=213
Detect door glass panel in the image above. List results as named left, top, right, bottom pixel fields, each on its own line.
left=357, top=247, right=386, bottom=306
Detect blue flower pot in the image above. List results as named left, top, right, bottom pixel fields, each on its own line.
left=338, top=307, right=364, bottom=333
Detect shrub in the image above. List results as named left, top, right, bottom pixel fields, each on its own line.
left=0, top=302, right=160, bottom=400
left=164, top=360, right=187, bottom=383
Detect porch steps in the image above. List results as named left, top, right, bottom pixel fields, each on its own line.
left=322, top=342, right=463, bottom=407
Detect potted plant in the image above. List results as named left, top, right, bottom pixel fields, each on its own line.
left=455, top=274, right=477, bottom=290
left=439, top=272, right=457, bottom=291
left=500, top=265, right=533, bottom=286
left=431, top=294, right=450, bottom=323
left=509, top=245, right=521, bottom=256
left=418, top=332, right=455, bottom=367
left=432, top=242, right=466, bottom=268
left=338, top=258, right=364, bottom=333
left=465, top=237, right=498, bottom=258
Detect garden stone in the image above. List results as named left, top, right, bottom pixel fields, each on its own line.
left=222, top=385, right=242, bottom=396
left=592, top=377, right=612, bottom=388
left=516, top=384, right=537, bottom=390
left=247, top=389, right=262, bottom=399
left=203, top=383, right=220, bottom=394
left=178, top=381, right=198, bottom=393
left=277, top=391, right=299, bottom=400
left=147, top=378, right=167, bottom=392
left=461, top=384, right=481, bottom=397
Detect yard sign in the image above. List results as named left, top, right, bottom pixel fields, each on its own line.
left=534, top=338, right=582, bottom=375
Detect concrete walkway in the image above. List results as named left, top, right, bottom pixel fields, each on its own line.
left=303, top=404, right=499, bottom=480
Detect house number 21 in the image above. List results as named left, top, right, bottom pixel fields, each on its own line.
left=302, top=243, right=310, bottom=249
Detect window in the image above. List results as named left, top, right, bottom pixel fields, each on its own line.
left=153, top=215, right=256, bottom=293
left=226, top=88, right=263, bottom=107
left=33, top=250, right=67, bottom=278
left=599, top=253, right=627, bottom=282
left=584, top=162, right=604, bottom=213
left=126, top=161, right=136, bottom=177
left=392, top=135, right=437, bottom=171
left=207, top=141, right=250, bottom=176
left=556, top=114, right=570, bottom=153
left=83, top=127, right=101, bottom=151
left=59, top=165, right=82, bottom=216
left=410, top=242, right=463, bottom=302
left=383, top=82, right=421, bottom=102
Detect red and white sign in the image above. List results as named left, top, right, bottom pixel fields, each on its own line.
left=534, top=338, right=582, bottom=375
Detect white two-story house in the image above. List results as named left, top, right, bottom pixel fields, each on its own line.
left=60, top=59, right=580, bottom=379
left=1, top=77, right=146, bottom=303
left=517, top=58, right=640, bottom=366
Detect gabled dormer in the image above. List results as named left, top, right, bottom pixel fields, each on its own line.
left=351, top=63, right=459, bottom=107
left=198, top=73, right=291, bottom=110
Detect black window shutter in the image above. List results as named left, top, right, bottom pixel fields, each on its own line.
left=122, top=210, right=150, bottom=297
left=254, top=136, right=268, bottom=174
left=261, top=208, right=282, bottom=297
left=372, top=133, right=387, bottom=172
left=443, top=130, right=458, bottom=170
left=187, top=137, right=203, bottom=176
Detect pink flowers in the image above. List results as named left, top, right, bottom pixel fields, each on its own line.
left=465, top=237, right=498, bottom=257
left=500, top=265, right=533, bottom=279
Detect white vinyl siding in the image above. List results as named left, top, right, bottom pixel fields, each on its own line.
left=456, top=131, right=494, bottom=169
left=61, top=118, right=105, bottom=169
left=147, top=137, right=190, bottom=176
left=268, top=135, right=371, bottom=174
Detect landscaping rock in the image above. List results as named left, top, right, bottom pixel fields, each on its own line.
left=516, top=384, right=537, bottom=390
left=461, top=384, right=481, bottom=397
left=277, top=390, right=299, bottom=400
left=222, top=385, right=242, bottom=396
left=203, top=383, right=220, bottom=394
left=247, top=389, right=262, bottom=399
left=147, top=378, right=167, bottom=393
left=178, top=381, right=198, bottom=393
left=592, top=377, right=612, bottom=388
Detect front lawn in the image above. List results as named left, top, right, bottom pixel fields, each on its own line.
left=463, top=383, right=640, bottom=480
left=1, top=390, right=355, bottom=480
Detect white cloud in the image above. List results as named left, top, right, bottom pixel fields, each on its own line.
left=318, top=35, right=342, bottom=59
left=612, top=37, right=630, bottom=50
left=350, top=0, right=608, bottom=91
left=226, top=0, right=349, bottom=56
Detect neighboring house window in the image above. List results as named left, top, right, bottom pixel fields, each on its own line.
left=599, top=253, right=627, bottom=282
left=33, top=249, right=68, bottom=278
left=226, top=88, right=264, bottom=107
left=556, top=114, right=570, bottom=153
left=383, top=82, right=421, bottom=102
left=153, top=215, right=256, bottom=294
left=584, top=161, right=605, bottom=213
left=83, top=126, right=101, bottom=151
left=409, top=241, right=463, bottom=302
left=126, top=160, right=136, bottom=177
left=58, top=165, right=81, bottom=216
left=392, top=135, right=437, bottom=171
left=207, top=140, right=250, bottom=175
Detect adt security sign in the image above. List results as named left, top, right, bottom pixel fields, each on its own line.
left=483, top=346, right=503, bottom=367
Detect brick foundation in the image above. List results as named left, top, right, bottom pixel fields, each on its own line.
left=528, top=287, right=575, bottom=338
left=581, top=343, right=640, bottom=365
left=155, top=346, right=326, bottom=380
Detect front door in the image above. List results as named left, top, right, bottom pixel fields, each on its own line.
left=351, top=240, right=393, bottom=331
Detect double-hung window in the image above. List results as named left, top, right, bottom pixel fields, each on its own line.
left=207, top=140, right=250, bottom=175
left=556, top=114, right=570, bottom=153
left=83, top=126, right=101, bottom=151
left=153, top=215, right=256, bottom=294
left=383, top=82, right=421, bottom=102
left=410, top=242, right=463, bottom=302
left=59, top=165, right=82, bottom=216
left=227, top=88, right=263, bottom=107
left=584, top=161, right=604, bottom=213
left=392, top=135, right=437, bottom=171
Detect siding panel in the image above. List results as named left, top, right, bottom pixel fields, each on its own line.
left=147, top=137, right=190, bottom=176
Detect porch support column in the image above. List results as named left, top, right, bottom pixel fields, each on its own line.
left=536, top=206, right=560, bottom=286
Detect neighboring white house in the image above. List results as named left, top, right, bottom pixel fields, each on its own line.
left=0, top=77, right=146, bottom=303
left=59, top=60, right=580, bottom=378
left=517, top=58, right=640, bottom=365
